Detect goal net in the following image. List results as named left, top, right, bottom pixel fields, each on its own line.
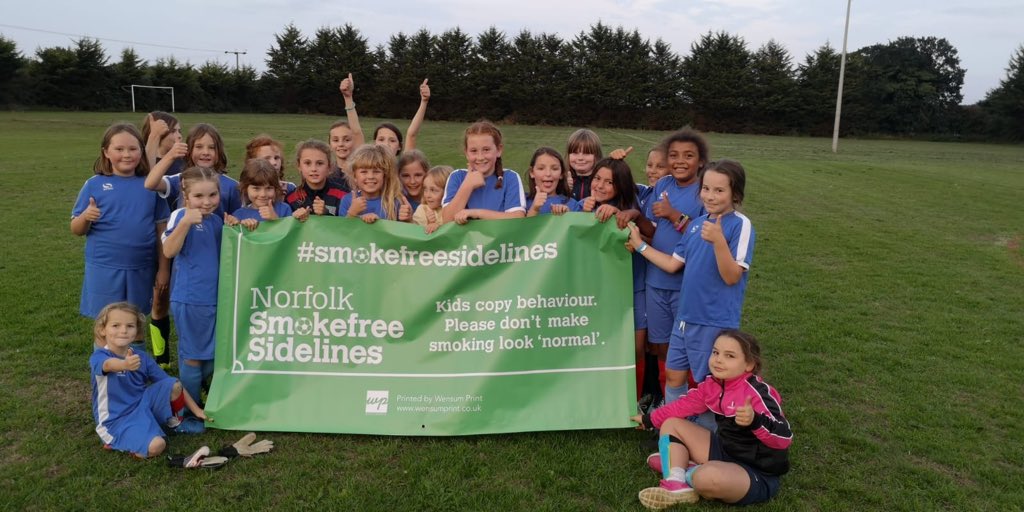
left=129, top=85, right=175, bottom=112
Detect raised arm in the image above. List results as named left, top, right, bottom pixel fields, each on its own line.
left=144, top=143, right=186, bottom=193
left=340, top=73, right=365, bottom=147
left=404, top=79, right=430, bottom=152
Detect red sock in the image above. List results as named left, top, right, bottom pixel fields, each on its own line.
left=170, top=392, right=186, bottom=419
left=657, top=359, right=667, bottom=395
left=688, top=372, right=699, bottom=389
left=635, top=357, right=646, bottom=400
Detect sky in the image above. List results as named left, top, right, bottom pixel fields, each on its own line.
left=2, top=0, right=1021, bottom=104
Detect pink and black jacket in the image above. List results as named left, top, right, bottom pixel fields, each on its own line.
left=643, top=372, right=792, bottom=475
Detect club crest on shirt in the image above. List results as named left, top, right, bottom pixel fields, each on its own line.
left=102, top=183, right=114, bottom=191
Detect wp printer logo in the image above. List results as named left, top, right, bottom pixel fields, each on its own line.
left=365, top=390, right=389, bottom=414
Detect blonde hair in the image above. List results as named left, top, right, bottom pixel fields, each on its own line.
left=94, top=302, right=146, bottom=344
left=179, top=166, right=221, bottom=199
left=350, top=144, right=400, bottom=221
left=426, top=165, right=454, bottom=190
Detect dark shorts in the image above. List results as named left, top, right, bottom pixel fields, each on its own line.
left=709, top=434, right=781, bottom=506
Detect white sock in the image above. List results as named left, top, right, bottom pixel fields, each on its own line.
left=668, top=467, right=687, bottom=482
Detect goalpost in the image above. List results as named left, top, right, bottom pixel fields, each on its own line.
left=129, top=85, right=176, bottom=113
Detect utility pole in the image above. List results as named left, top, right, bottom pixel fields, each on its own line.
left=832, top=0, right=852, bottom=153
left=224, top=50, right=247, bottom=70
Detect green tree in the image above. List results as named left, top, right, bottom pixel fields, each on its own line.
left=431, top=28, right=474, bottom=120
left=980, top=45, right=1024, bottom=140
left=307, top=24, right=375, bottom=115
left=149, top=57, right=202, bottom=112
left=681, top=31, right=753, bottom=132
left=849, top=36, right=965, bottom=134
left=795, top=43, right=840, bottom=135
left=750, top=40, right=797, bottom=134
left=506, top=30, right=569, bottom=124
left=470, top=27, right=513, bottom=120
left=29, top=46, right=77, bottom=108
left=197, top=61, right=233, bottom=112
left=264, top=24, right=311, bottom=112
left=0, top=35, right=27, bottom=106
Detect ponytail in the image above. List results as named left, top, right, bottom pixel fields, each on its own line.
left=494, top=156, right=504, bottom=189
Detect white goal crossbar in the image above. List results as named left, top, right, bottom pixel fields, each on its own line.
left=130, top=85, right=176, bottom=112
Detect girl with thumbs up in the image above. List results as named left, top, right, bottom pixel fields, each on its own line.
left=72, top=123, right=170, bottom=319
left=631, top=330, right=791, bottom=508
left=629, top=159, right=755, bottom=412
left=338, top=144, right=412, bottom=223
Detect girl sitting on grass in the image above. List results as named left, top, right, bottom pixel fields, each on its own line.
left=91, top=302, right=206, bottom=459
left=630, top=330, right=791, bottom=508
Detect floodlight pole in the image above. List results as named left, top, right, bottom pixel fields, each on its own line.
left=832, top=0, right=852, bottom=153
left=225, top=50, right=247, bottom=70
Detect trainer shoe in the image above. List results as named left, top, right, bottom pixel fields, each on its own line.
left=171, top=417, right=206, bottom=435
left=638, top=479, right=699, bottom=509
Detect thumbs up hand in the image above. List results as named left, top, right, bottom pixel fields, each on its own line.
left=167, top=141, right=188, bottom=159
left=340, top=73, right=354, bottom=98
left=581, top=196, right=596, bottom=213
left=348, top=190, right=367, bottom=217
left=420, top=78, right=430, bottom=102
left=652, top=192, right=679, bottom=220
left=312, top=196, right=326, bottom=216
left=609, top=146, right=634, bottom=160
left=123, top=348, right=141, bottom=372
left=700, top=212, right=726, bottom=244
left=735, top=396, right=755, bottom=427
left=258, top=204, right=277, bottom=220
left=398, top=195, right=412, bottom=222
left=82, top=197, right=102, bottom=222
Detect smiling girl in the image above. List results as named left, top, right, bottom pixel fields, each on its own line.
left=413, top=165, right=453, bottom=234
left=628, top=159, right=756, bottom=411
left=286, top=139, right=346, bottom=219
left=442, top=120, right=526, bottom=224
left=72, top=123, right=170, bottom=319
left=163, top=167, right=238, bottom=409
left=338, top=144, right=412, bottom=223
left=231, top=158, right=293, bottom=227
left=145, top=123, right=241, bottom=217
left=631, top=330, right=790, bottom=508
left=525, top=147, right=581, bottom=216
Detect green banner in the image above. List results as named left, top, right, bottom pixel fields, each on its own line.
left=205, top=214, right=635, bottom=435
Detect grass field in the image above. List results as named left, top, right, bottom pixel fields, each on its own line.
left=1, top=111, right=1022, bottom=511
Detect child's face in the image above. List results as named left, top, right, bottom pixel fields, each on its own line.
left=330, top=125, right=355, bottom=161
left=709, top=335, right=754, bottom=380
left=464, top=134, right=502, bottom=175
left=569, top=150, right=596, bottom=176
left=185, top=180, right=220, bottom=215
left=700, top=169, right=734, bottom=216
left=354, top=167, right=385, bottom=197
left=158, top=123, right=183, bottom=153
left=298, top=149, right=330, bottom=189
left=104, top=132, right=143, bottom=177
left=422, top=176, right=445, bottom=209
left=255, top=145, right=283, bottom=173
left=101, top=309, right=139, bottom=349
left=191, top=134, right=220, bottom=168
left=667, top=141, right=701, bottom=186
left=375, top=127, right=401, bottom=155
left=590, top=167, right=617, bottom=203
left=399, top=163, right=427, bottom=198
left=529, top=154, right=563, bottom=195
left=645, top=150, right=668, bottom=186
left=247, top=183, right=277, bottom=208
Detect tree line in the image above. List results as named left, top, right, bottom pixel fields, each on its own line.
left=1, top=23, right=1021, bottom=140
